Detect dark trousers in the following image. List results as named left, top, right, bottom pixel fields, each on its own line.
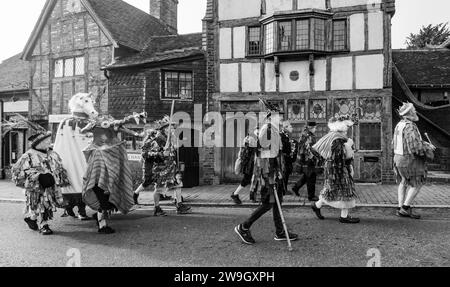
left=293, top=165, right=317, bottom=199
left=93, top=185, right=116, bottom=212
left=242, top=184, right=284, bottom=236
left=64, top=194, right=87, bottom=216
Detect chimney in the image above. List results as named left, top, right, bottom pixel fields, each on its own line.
left=150, top=0, right=178, bottom=34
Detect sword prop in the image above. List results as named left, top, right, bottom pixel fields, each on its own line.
left=424, top=133, right=433, bottom=145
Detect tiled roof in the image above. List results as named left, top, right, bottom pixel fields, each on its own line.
left=392, top=49, right=450, bottom=87
left=107, top=33, right=204, bottom=68
left=85, top=0, right=172, bottom=51
left=0, top=54, right=30, bottom=93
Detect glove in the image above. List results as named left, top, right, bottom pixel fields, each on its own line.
left=38, top=173, right=56, bottom=189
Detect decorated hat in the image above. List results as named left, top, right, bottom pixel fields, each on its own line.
left=398, top=102, right=414, bottom=116
left=28, top=131, right=52, bottom=148
left=259, top=99, right=284, bottom=118
left=155, top=115, right=177, bottom=130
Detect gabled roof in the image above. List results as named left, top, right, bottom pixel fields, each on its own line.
left=22, top=0, right=172, bottom=60
left=0, top=54, right=30, bottom=93
left=392, top=49, right=450, bottom=88
left=106, top=33, right=204, bottom=69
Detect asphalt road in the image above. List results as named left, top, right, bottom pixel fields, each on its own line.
left=0, top=202, right=449, bottom=267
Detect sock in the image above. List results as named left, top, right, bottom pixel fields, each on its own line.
left=97, top=212, right=107, bottom=229
left=340, top=209, right=349, bottom=218
left=234, top=185, right=244, bottom=196
left=40, top=220, right=48, bottom=228
left=30, top=214, right=38, bottom=221
left=315, top=199, right=324, bottom=209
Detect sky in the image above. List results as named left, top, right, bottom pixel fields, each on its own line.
left=0, top=0, right=449, bottom=63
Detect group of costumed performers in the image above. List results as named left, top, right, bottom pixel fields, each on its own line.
left=6, top=116, right=69, bottom=235
left=311, top=115, right=360, bottom=224
left=134, top=116, right=191, bottom=216
left=393, top=103, right=435, bottom=219
left=235, top=100, right=298, bottom=245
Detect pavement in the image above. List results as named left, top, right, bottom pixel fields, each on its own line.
left=1, top=180, right=449, bottom=208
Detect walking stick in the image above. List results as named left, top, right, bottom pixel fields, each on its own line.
left=273, top=178, right=293, bottom=252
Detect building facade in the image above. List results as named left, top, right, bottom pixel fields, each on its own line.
left=204, top=0, right=396, bottom=183
left=21, top=0, right=172, bottom=134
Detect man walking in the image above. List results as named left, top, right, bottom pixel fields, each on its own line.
left=393, top=103, right=435, bottom=219
left=292, top=121, right=319, bottom=201
left=235, top=101, right=298, bottom=245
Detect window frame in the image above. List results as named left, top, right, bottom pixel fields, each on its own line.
left=246, top=26, right=263, bottom=56
left=160, top=70, right=194, bottom=102
left=54, top=56, right=85, bottom=78
left=332, top=19, right=348, bottom=51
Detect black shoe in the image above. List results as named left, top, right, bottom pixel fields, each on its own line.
left=398, top=207, right=421, bottom=219
left=98, top=226, right=115, bottom=234
left=291, top=187, right=300, bottom=197
left=133, top=193, right=139, bottom=205
left=274, top=231, right=298, bottom=241
left=66, top=208, right=76, bottom=218
left=24, top=217, right=38, bottom=231
left=40, top=225, right=53, bottom=235
left=339, top=216, right=360, bottom=224
left=234, top=224, right=256, bottom=245
left=311, top=202, right=325, bottom=220
left=231, top=194, right=242, bottom=205
left=154, top=206, right=167, bottom=217
left=308, top=196, right=319, bottom=202
left=177, top=204, right=192, bottom=215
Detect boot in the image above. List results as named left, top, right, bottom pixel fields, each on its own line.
left=133, top=193, right=140, bottom=205
left=40, top=224, right=53, bottom=235
left=154, top=206, right=167, bottom=217
left=177, top=203, right=192, bottom=215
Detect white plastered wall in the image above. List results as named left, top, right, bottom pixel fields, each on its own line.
left=233, top=27, right=246, bottom=59
left=218, top=0, right=261, bottom=20
left=331, top=56, right=353, bottom=90
left=220, top=64, right=239, bottom=92
left=355, top=54, right=384, bottom=89
left=368, top=11, right=384, bottom=50
left=219, top=28, right=232, bottom=59
left=242, top=63, right=261, bottom=92
left=314, top=59, right=327, bottom=91
left=265, top=0, right=293, bottom=15
left=265, top=62, right=277, bottom=92
left=297, top=0, right=326, bottom=10
left=350, top=13, right=365, bottom=51
left=279, top=61, right=310, bottom=92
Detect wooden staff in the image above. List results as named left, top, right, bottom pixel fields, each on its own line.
left=273, top=180, right=293, bottom=252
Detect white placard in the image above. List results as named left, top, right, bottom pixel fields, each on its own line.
left=49, top=114, right=71, bottom=123
left=127, top=153, right=142, bottom=162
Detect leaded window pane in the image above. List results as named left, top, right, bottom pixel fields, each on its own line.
left=296, top=19, right=309, bottom=50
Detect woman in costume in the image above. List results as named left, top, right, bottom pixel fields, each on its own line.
left=11, top=127, right=69, bottom=235
left=311, top=116, right=360, bottom=224
left=393, top=103, right=435, bottom=219
left=150, top=116, right=191, bottom=216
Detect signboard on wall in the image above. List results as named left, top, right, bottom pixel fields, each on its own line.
left=49, top=114, right=71, bottom=123
left=127, top=152, right=142, bottom=162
